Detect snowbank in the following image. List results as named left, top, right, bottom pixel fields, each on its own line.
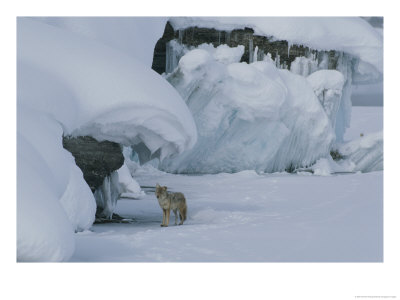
left=161, top=46, right=335, bottom=173
left=169, top=17, right=383, bottom=74
left=17, top=18, right=196, bottom=261
left=17, top=112, right=78, bottom=262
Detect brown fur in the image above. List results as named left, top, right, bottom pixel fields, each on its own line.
left=155, top=183, right=187, bottom=227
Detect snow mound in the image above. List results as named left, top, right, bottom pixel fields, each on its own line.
left=198, top=43, right=245, bottom=65
left=17, top=120, right=77, bottom=262
left=339, top=132, right=383, bottom=172
left=161, top=46, right=335, bottom=173
left=117, top=164, right=145, bottom=198
left=311, top=157, right=355, bottom=176
left=17, top=18, right=196, bottom=261
left=169, top=17, right=383, bottom=74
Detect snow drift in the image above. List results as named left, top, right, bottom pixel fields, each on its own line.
left=160, top=46, right=335, bottom=173
left=17, top=18, right=196, bottom=261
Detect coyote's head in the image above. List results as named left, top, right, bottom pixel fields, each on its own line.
left=155, top=183, right=167, bottom=199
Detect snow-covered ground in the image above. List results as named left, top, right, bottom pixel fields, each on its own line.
left=71, top=106, right=383, bottom=262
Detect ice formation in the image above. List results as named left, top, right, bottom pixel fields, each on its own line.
left=94, top=172, right=120, bottom=219
left=164, top=17, right=382, bottom=142
left=161, top=46, right=335, bottom=173
left=339, top=132, right=383, bottom=172
left=17, top=18, right=196, bottom=261
left=307, top=70, right=345, bottom=138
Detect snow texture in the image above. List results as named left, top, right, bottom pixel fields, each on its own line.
left=17, top=17, right=196, bottom=261
left=71, top=168, right=383, bottom=262
left=169, top=17, right=383, bottom=75
left=161, top=46, right=335, bottom=173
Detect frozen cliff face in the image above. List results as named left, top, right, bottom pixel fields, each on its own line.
left=17, top=18, right=196, bottom=261
left=160, top=47, right=335, bottom=173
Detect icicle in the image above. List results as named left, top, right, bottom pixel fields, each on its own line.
left=165, top=40, right=187, bottom=74
left=287, top=41, right=291, bottom=58
left=248, top=38, right=254, bottom=63
left=178, top=29, right=183, bottom=43
left=275, top=53, right=280, bottom=68
left=94, top=171, right=120, bottom=219
left=218, top=31, right=221, bottom=45
left=225, top=31, right=231, bottom=45
left=253, top=46, right=258, bottom=63
left=258, top=49, right=264, bottom=61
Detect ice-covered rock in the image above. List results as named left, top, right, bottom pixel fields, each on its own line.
left=161, top=47, right=335, bottom=173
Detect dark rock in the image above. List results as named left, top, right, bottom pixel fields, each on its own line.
left=62, top=136, right=124, bottom=192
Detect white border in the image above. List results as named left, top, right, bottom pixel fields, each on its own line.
left=3, top=1, right=398, bottom=300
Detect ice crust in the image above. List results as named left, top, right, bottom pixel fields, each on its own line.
left=17, top=18, right=196, bottom=261
left=161, top=47, right=335, bottom=173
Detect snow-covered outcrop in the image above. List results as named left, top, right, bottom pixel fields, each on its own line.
left=169, top=17, right=383, bottom=75
left=17, top=18, right=197, bottom=261
left=160, top=46, right=335, bottom=173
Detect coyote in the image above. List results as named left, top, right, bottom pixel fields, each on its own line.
left=155, top=183, right=187, bottom=227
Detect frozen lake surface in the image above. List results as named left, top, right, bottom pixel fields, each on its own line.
left=71, top=106, right=383, bottom=262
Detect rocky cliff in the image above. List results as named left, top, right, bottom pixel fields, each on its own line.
left=152, top=21, right=342, bottom=75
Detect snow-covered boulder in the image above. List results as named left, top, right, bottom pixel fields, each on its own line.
left=17, top=18, right=196, bottom=261
left=161, top=47, right=335, bottom=173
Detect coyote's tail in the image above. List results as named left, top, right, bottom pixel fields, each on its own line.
left=182, top=204, right=187, bottom=221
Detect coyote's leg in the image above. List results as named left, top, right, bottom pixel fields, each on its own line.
left=179, top=209, right=183, bottom=225
left=161, top=209, right=167, bottom=227
left=173, top=209, right=178, bottom=225
left=165, top=209, right=171, bottom=227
